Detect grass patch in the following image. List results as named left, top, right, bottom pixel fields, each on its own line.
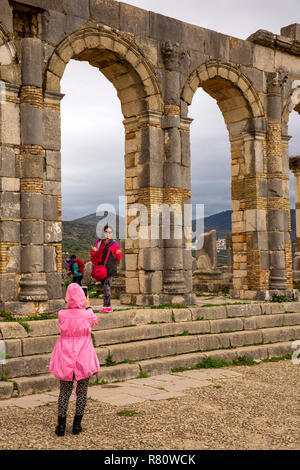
left=212, top=384, right=222, bottom=389
left=105, top=354, right=117, bottom=367
left=171, top=355, right=258, bottom=372
left=148, top=321, right=158, bottom=325
left=171, top=312, right=176, bottom=323
left=123, top=324, right=137, bottom=328
left=91, top=333, right=96, bottom=347
left=117, top=410, right=138, bottom=417
left=262, top=354, right=292, bottom=363
left=174, top=330, right=189, bottom=337
left=151, top=303, right=188, bottom=309
left=271, top=293, right=296, bottom=303
left=196, top=316, right=204, bottom=321
left=121, top=359, right=136, bottom=364
left=137, top=369, right=149, bottom=379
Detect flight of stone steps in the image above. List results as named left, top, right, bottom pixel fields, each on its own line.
left=1, top=301, right=300, bottom=399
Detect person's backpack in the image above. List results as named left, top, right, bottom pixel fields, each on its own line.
left=91, top=240, right=117, bottom=281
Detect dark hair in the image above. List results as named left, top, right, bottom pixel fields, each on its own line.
left=104, top=225, right=113, bottom=232
left=70, top=255, right=76, bottom=260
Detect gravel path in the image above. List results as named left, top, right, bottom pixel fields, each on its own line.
left=0, top=359, right=299, bottom=450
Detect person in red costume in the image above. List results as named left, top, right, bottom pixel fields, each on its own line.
left=90, top=224, right=123, bottom=313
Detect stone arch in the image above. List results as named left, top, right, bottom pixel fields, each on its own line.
left=181, top=61, right=268, bottom=298
left=45, top=27, right=163, bottom=117
left=182, top=61, right=265, bottom=136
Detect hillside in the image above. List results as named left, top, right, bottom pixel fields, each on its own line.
left=63, top=209, right=297, bottom=260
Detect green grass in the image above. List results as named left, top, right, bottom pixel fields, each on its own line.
left=117, top=410, right=138, bottom=417
left=91, top=333, right=96, bottom=347
left=262, top=354, right=292, bottom=363
left=148, top=321, right=158, bottom=325
left=137, top=369, right=149, bottom=378
left=271, top=293, right=296, bottom=303
left=171, top=355, right=257, bottom=372
left=105, top=354, right=117, bottom=367
left=151, top=303, right=188, bottom=309
left=174, top=330, right=189, bottom=337
left=122, top=359, right=136, bottom=364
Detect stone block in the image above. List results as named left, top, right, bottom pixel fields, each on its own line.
left=228, top=330, right=263, bottom=347
left=14, top=374, right=59, bottom=396
left=198, top=333, right=230, bottom=351
left=138, top=247, right=164, bottom=270
left=229, top=37, right=253, bottom=66
left=210, top=317, right=243, bottom=334
left=262, top=326, right=300, bottom=343
left=90, top=0, right=119, bottom=29
left=46, top=273, right=62, bottom=299
left=241, top=66, right=266, bottom=93
left=21, top=246, right=44, bottom=273
left=181, top=130, right=191, bottom=167
left=149, top=12, right=183, bottom=43
left=281, top=24, right=300, bottom=41
left=119, top=3, right=149, bottom=37
left=190, top=306, right=227, bottom=320
left=0, top=221, right=20, bottom=242
left=4, top=339, right=21, bottom=358
left=137, top=162, right=164, bottom=188
left=139, top=126, right=162, bottom=164
left=43, top=180, right=61, bottom=196
left=42, top=10, right=87, bottom=45
left=97, top=364, right=140, bottom=383
left=0, top=192, right=20, bottom=218
left=22, top=336, right=58, bottom=355
left=253, top=44, right=275, bottom=72
left=21, top=221, right=43, bottom=245
left=0, top=100, right=20, bottom=146
left=226, top=304, right=262, bottom=317
left=0, top=381, right=13, bottom=400
left=20, top=38, right=42, bottom=87
left=46, top=150, right=61, bottom=181
left=138, top=271, right=163, bottom=294
left=20, top=103, right=43, bottom=146
left=4, top=354, right=51, bottom=378
left=164, top=128, right=181, bottom=163
left=43, top=195, right=58, bottom=220
left=0, top=322, right=27, bottom=340
left=6, top=245, right=20, bottom=273
left=21, top=154, right=44, bottom=178
left=43, top=109, right=60, bottom=151
left=283, top=302, right=300, bottom=313
left=0, top=274, right=17, bottom=301
left=204, top=29, right=229, bottom=61
left=44, top=246, right=57, bottom=272
left=21, top=193, right=43, bottom=219
left=125, top=277, right=139, bottom=293
left=164, top=162, right=182, bottom=188
left=267, top=210, right=288, bottom=231
left=44, top=221, right=62, bottom=243
left=0, top=146, right=16, bottom=177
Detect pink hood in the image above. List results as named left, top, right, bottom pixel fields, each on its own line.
left=66, top=283, right=86, bottom=309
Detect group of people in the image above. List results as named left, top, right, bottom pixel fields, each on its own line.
left=49, top=225, right=123, bottom=436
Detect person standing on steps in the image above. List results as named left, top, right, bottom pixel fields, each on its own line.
left=67, top=255, right=85, bottom=286
left=49, top=283, right=100, bottom=437
left=90, top=224, right=123, bottom=313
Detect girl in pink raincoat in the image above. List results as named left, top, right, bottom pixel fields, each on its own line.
left=49, top=283, right=100, bottom=436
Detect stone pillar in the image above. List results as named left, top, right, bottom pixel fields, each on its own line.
left=160, top=41, right=195, bottom=303
left=19, top=38, right=48, bottom=301
left=266, top=72, right=290, bottom=290
left=290, top=156, right=300, bottom=286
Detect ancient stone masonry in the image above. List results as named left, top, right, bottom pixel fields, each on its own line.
left=0, top=1, right=300, bottom=313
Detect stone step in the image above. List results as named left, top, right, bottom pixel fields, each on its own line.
left=0, top=341, right=295, bottom=400
left=104, top=325, right=300, bottom=364
left=3, top=311, right=300, bottom=358
left=2, top=324, right=299, bottom=379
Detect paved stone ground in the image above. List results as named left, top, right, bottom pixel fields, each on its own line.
left=0, top=359, right=299, bottom=450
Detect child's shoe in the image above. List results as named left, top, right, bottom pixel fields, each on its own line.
left=55, top=416, right=66, bottom=436
left=72, top=414, right=83, bottom=435
left=100, top=307, right=108, bottom=313
left=105, top=306, right=113, bottom=312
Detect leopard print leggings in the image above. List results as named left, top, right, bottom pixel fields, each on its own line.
left=58, top=374, right=89, bottom=417
left=101, top=275, right=114, bottom=307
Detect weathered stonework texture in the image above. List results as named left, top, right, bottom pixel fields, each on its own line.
left=0, top=1, right=299, bottom=311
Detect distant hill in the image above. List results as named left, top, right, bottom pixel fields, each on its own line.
left=63, top=209, right=297, bottom=260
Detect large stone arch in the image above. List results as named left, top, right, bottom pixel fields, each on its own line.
left=181, top=61, right=276, bottom=299
left=45, top=27, right=163, bottom=117
left=39, top=26, right=165, bottom=307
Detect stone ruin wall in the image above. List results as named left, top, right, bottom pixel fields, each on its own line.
left=0, top=0, right=300, bottom=313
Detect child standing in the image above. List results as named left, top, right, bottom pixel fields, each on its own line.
left=49, top=283, right=100, bottom=436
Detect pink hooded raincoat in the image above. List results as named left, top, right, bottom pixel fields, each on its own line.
left=49, top=283, right=100, bottom=393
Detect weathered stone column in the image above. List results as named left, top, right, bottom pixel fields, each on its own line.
left=290, top=156, right=300, bottom=286
left=19, top=37, right=48, bottom=301
left=266, top=72, right=290, bottom=291
left=161, top=42, right=190, bottom=299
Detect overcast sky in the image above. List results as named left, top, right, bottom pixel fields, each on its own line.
left=61, top=0, right=300, bottom=221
